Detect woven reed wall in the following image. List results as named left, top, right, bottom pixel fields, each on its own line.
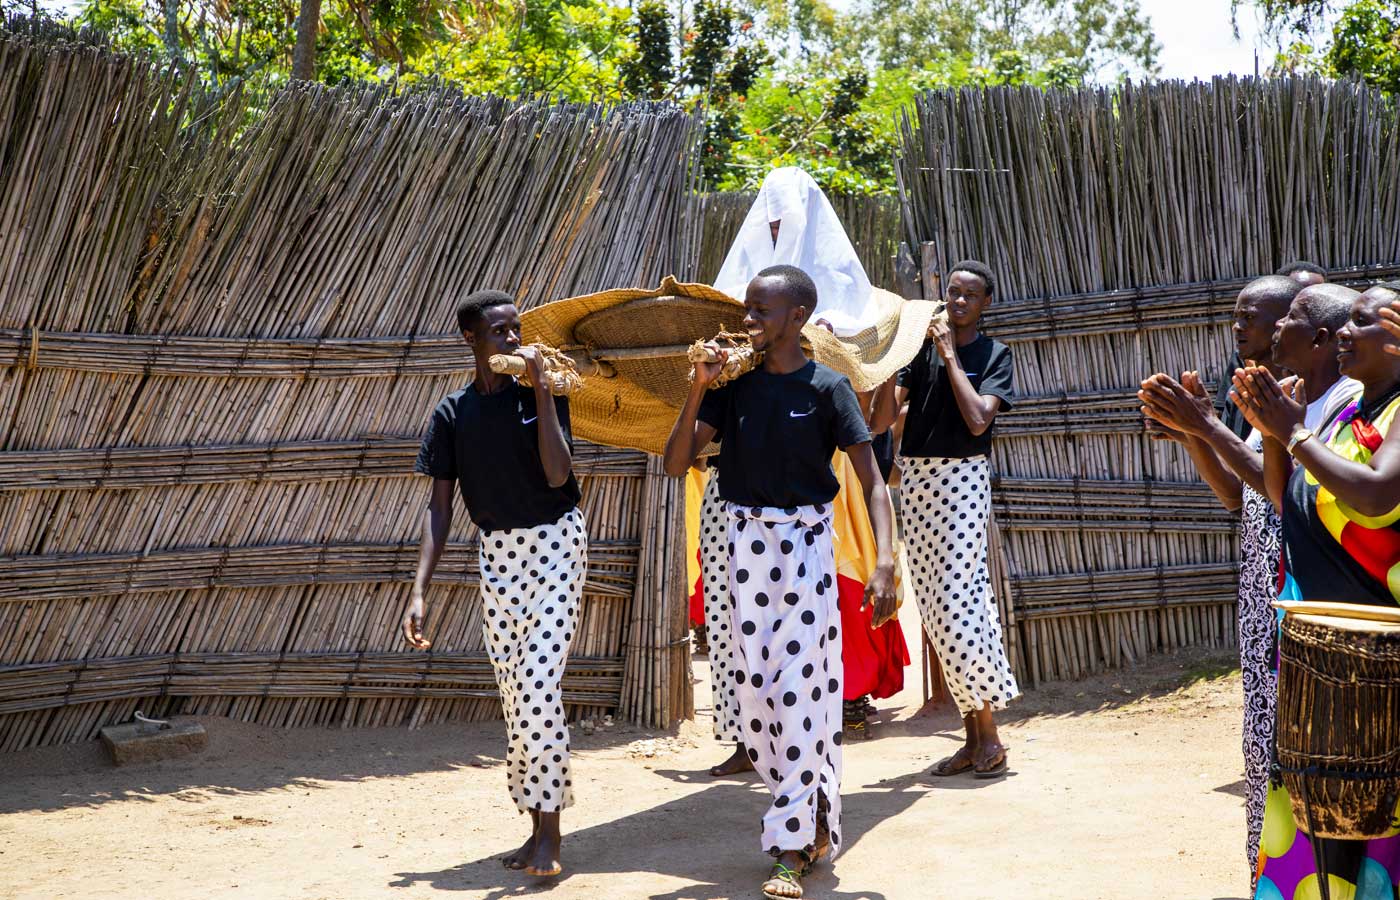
left=897, top=78, right=1400, bottom=685
left=0, top=26, right=698, bottom=750
left=693, top=192, right=902, bottom=290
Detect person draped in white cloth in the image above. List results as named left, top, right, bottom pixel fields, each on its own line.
left=707, top=166, right=908, bottom=770
left=402, top=289, right=584, bottom=879
left=714, top=167, right=878, bottom=338
left=873, top=259, right=1019, bottom=779
left=665, top=265, right=897, bottom=900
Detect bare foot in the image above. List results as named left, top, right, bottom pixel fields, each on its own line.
left=501, top=834, right=535, bottom=870
left=709, top=744, right=756, bottom=777
left=524, top=830, right=562, bottom=877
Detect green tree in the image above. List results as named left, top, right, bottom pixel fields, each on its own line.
left=1327, top=0, right=1400, bottom=90
left=849, top=0, right=1159, bottom=80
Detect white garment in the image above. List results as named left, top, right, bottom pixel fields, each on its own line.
left=479, top=507, right=587, bottom=814
left=700, top=472, right=742, bottom=743
left=1244, top=375, right=1361, bottom=451
left=713, top=167, right=877, bottom=336
left=726, top=502, right=844, bottom=858
left=899, top=455, right=1020, bottom=717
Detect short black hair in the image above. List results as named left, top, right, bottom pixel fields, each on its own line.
left=1296, top=284, right=1356, bottom=334
left=754, top=264, right=818, bottom=312
left=1240, top=275, right=1302, bottom=313
left=1276, top=260, right=1327, bottom=278
left=948, top=259, right=995, bottom=295
left=456, top=290, right=515, bottom=332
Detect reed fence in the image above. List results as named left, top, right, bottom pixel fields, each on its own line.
left=898, top=78, right=1400, bottom=684
left=0, top=22, right=698, bottom=750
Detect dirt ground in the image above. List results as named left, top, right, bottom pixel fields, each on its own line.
left=3, top=611, right=1255, bottom=900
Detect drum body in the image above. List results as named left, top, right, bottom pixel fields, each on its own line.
left=1276, top=612, right=1400, bottom=839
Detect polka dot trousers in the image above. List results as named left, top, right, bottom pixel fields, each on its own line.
left=700, top=473, right=742, bottom=743
left=898, top=456, right=1019, bottom=717
left=726, top=502, right=844, bottom=859
left=479, top=507, right=587, bottom=814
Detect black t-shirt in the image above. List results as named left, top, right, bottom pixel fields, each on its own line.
left=1214, top=350, right=1252, bottom=440
left=415, top=381, right=581, bottom=532
left=896, top=334, right=1015, bottom=459
left=697, top=360, right=871, bottom=508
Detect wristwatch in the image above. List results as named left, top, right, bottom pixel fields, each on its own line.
left=1287, top=425, right=1314, bottom=455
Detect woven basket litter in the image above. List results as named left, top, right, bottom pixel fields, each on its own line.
left=520, top=276, right=937, bottom=455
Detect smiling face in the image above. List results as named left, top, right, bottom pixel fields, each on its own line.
left=743, top=276, right=807, bottom=352
left=465, top=303, right=522, bottom=359
left=945, top=270, right=991, bottom=329
left=1336, top=288, right=1400, bottom=384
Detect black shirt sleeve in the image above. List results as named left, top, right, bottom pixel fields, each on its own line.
left=414, top=403, right=457, bottom=480
left=979, top=342, right=1015, bottom=412
left=830, top=377, right=873, bottom=449
left=696, top=384, right=729, bottom=437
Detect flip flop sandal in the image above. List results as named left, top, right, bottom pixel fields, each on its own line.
left=973, top=752, right=1009, bottom=779
left=929, top=753, right=975, bottom=777
left=761, top=862, right=805, bottom=899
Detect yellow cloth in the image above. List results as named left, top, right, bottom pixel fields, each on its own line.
left=830, top=451, right=875, bottom=585
left=685, top=466, right=707, bottom=593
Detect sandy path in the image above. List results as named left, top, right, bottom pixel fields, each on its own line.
left=2, top=616, right=1253, bottom=900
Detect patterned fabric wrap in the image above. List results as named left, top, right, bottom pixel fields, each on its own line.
left=479, top=507, right=587, bottom=814
left=701, top=472, right=743, bottom=743
left=1285, top=393, right=1400, bottom=604
left=898, top=455, right=1020, bottom=716
left=725, top=502, right=845, bottom=859
left=1252, top=782, right=1400, bottom=899
left=1239, top=483, right=1282, bottom=882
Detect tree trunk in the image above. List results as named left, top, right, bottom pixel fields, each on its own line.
left=291, top=0, right=320, bottom=81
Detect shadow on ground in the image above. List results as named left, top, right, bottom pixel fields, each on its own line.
left=0, top=716, right=648, bottom=817
left=387, top=770, right=939, bottom=900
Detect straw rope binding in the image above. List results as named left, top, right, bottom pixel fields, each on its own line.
left=487, top=344, right=585, bottom=395
left=687, top=331, right=760, bottom=388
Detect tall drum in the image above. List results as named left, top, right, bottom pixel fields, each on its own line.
left=1275, top=605, right=1400, bottom=839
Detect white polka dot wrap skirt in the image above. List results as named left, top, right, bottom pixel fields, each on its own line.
left=479, top=507, right=587, bottom=814
left=700, top=472, right=743, bottom=743
left=898, top=455, right=1019, bottom=716
left=725, top=502, right=844, bottom=859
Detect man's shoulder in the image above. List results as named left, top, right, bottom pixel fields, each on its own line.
left=807, top=360, right=853, bottom=390
left=431, top=385, right=475, bottom=417
left=977, top=334, right=1011, bottom=360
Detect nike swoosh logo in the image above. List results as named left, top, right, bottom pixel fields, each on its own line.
left=789, top=409, right=816, bottom=418
left=521, top=416, right=537, bottom=425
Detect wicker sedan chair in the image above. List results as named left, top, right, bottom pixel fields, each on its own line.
left=520, top=276, right=936, bottom=456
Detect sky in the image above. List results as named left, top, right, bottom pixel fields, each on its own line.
left=1145, top=0, right=1272, bottom=80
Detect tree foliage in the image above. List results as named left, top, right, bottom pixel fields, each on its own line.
left=47, top=0, right=1165, bottom=193
left=1264, top=0, right=1400, bottom=94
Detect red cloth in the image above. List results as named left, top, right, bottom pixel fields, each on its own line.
left=691, top=555, right=909, bottom=700
left=689, top=548, right=704, bottom=628
left=836, top=573, right=909, bottom=701
left=1353, top=417, right=1385, bottom=453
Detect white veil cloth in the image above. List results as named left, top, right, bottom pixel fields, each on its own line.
left=712, top=167, right=879, bottom=336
